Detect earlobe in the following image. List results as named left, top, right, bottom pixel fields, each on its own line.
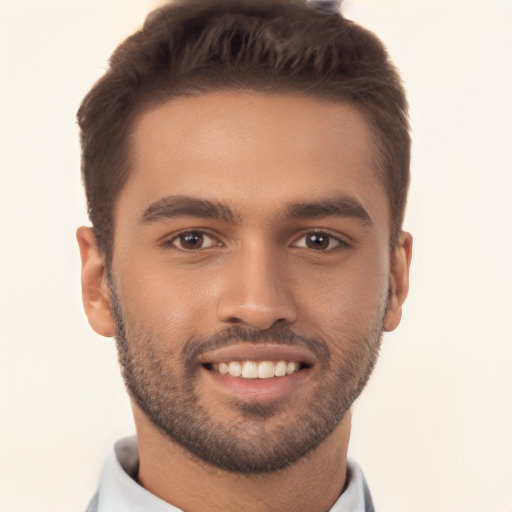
left=383, top=231, right=413, bottom=332
left=76, top=226, right=116, bottom=338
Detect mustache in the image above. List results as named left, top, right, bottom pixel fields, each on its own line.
left=181, top=325, right=330, bottom=364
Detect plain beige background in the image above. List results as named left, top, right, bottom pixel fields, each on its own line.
left=1, top=1, right=511, bottom=511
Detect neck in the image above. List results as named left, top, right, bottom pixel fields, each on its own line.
left=133, top=405, right=352, bottom=512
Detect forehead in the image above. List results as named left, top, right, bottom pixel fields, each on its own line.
left=119, top=92, right=388, bottom=228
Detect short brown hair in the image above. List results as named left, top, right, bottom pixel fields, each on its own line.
left=77, top=0, right=410, bottom=259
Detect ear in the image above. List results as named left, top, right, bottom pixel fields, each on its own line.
left=383, top=231, right=413, bottom=332
left=76, top=226, right=116, bottom=338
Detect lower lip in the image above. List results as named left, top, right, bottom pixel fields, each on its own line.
left=202, top=367, right=311, bottom=401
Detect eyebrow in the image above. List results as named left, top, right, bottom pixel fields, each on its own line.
left=140, top=194, right=371, bottom=225
left=283, top=196, right=371, bottom=224
left=141, top=195, right=239, bottom=224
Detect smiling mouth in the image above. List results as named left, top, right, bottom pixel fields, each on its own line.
left=203, top=360, right=308, bottom=379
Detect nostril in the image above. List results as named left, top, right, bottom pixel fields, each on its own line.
left=226, top=317, right=243, bottom=324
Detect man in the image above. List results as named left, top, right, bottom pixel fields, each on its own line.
left=77, top=0, right=412, bottom=510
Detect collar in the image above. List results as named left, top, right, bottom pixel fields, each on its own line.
left=92, top=436, right=373, bottom=512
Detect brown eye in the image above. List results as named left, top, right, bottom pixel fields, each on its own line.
left=294, top=232, right=344, bottom=251
left=305, top=233, right=329, bottom=250
left=171, top=231, right=217, bottom=251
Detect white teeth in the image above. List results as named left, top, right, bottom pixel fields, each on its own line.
left=286, top=362, right=298, bottom=375
left=212, top=360, right=302, bottom=378
left=241, top=361, right=258, bottom=379
left=274, top=361, right=287, bottom=377
left=228, top=361, right=242, bottom=377
left=258, top=361, right=275, bottom=379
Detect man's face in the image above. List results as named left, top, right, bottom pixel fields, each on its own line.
left=102, top=93, right=403, bottom=473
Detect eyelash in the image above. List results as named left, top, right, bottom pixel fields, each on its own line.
left=164, top=230, right=222, bottom=251
left=292, top=231, right=349, bottom=251
left=163, top=230, right=349, bottom=252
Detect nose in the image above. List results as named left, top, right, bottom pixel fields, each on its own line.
left=216, top=244, right=298, bottom=330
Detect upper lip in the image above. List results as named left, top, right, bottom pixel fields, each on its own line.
left=198, top=344, right=316, bottom=366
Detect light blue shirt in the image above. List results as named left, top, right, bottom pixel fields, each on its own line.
left=87, top=437, right=375, bottom=512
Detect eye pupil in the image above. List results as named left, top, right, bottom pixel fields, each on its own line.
left=306, top=233, right=329, bottom=250
left=180, top=231, right=203, bottom=249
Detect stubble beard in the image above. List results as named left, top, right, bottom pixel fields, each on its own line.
left=110, top=284, right=385, bottom=474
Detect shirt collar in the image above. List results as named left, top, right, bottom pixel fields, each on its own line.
left=95, top=436, right=371, bottom=512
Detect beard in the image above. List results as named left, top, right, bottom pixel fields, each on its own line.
left=110, top=282, right=385, bottom=474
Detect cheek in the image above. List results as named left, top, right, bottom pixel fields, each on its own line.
left=294, top=252, right=390, bottom=340
left=116, top=261, right=220, bottom=338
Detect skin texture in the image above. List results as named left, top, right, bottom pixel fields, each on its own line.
left=77, top=92, right=412, bottom=512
